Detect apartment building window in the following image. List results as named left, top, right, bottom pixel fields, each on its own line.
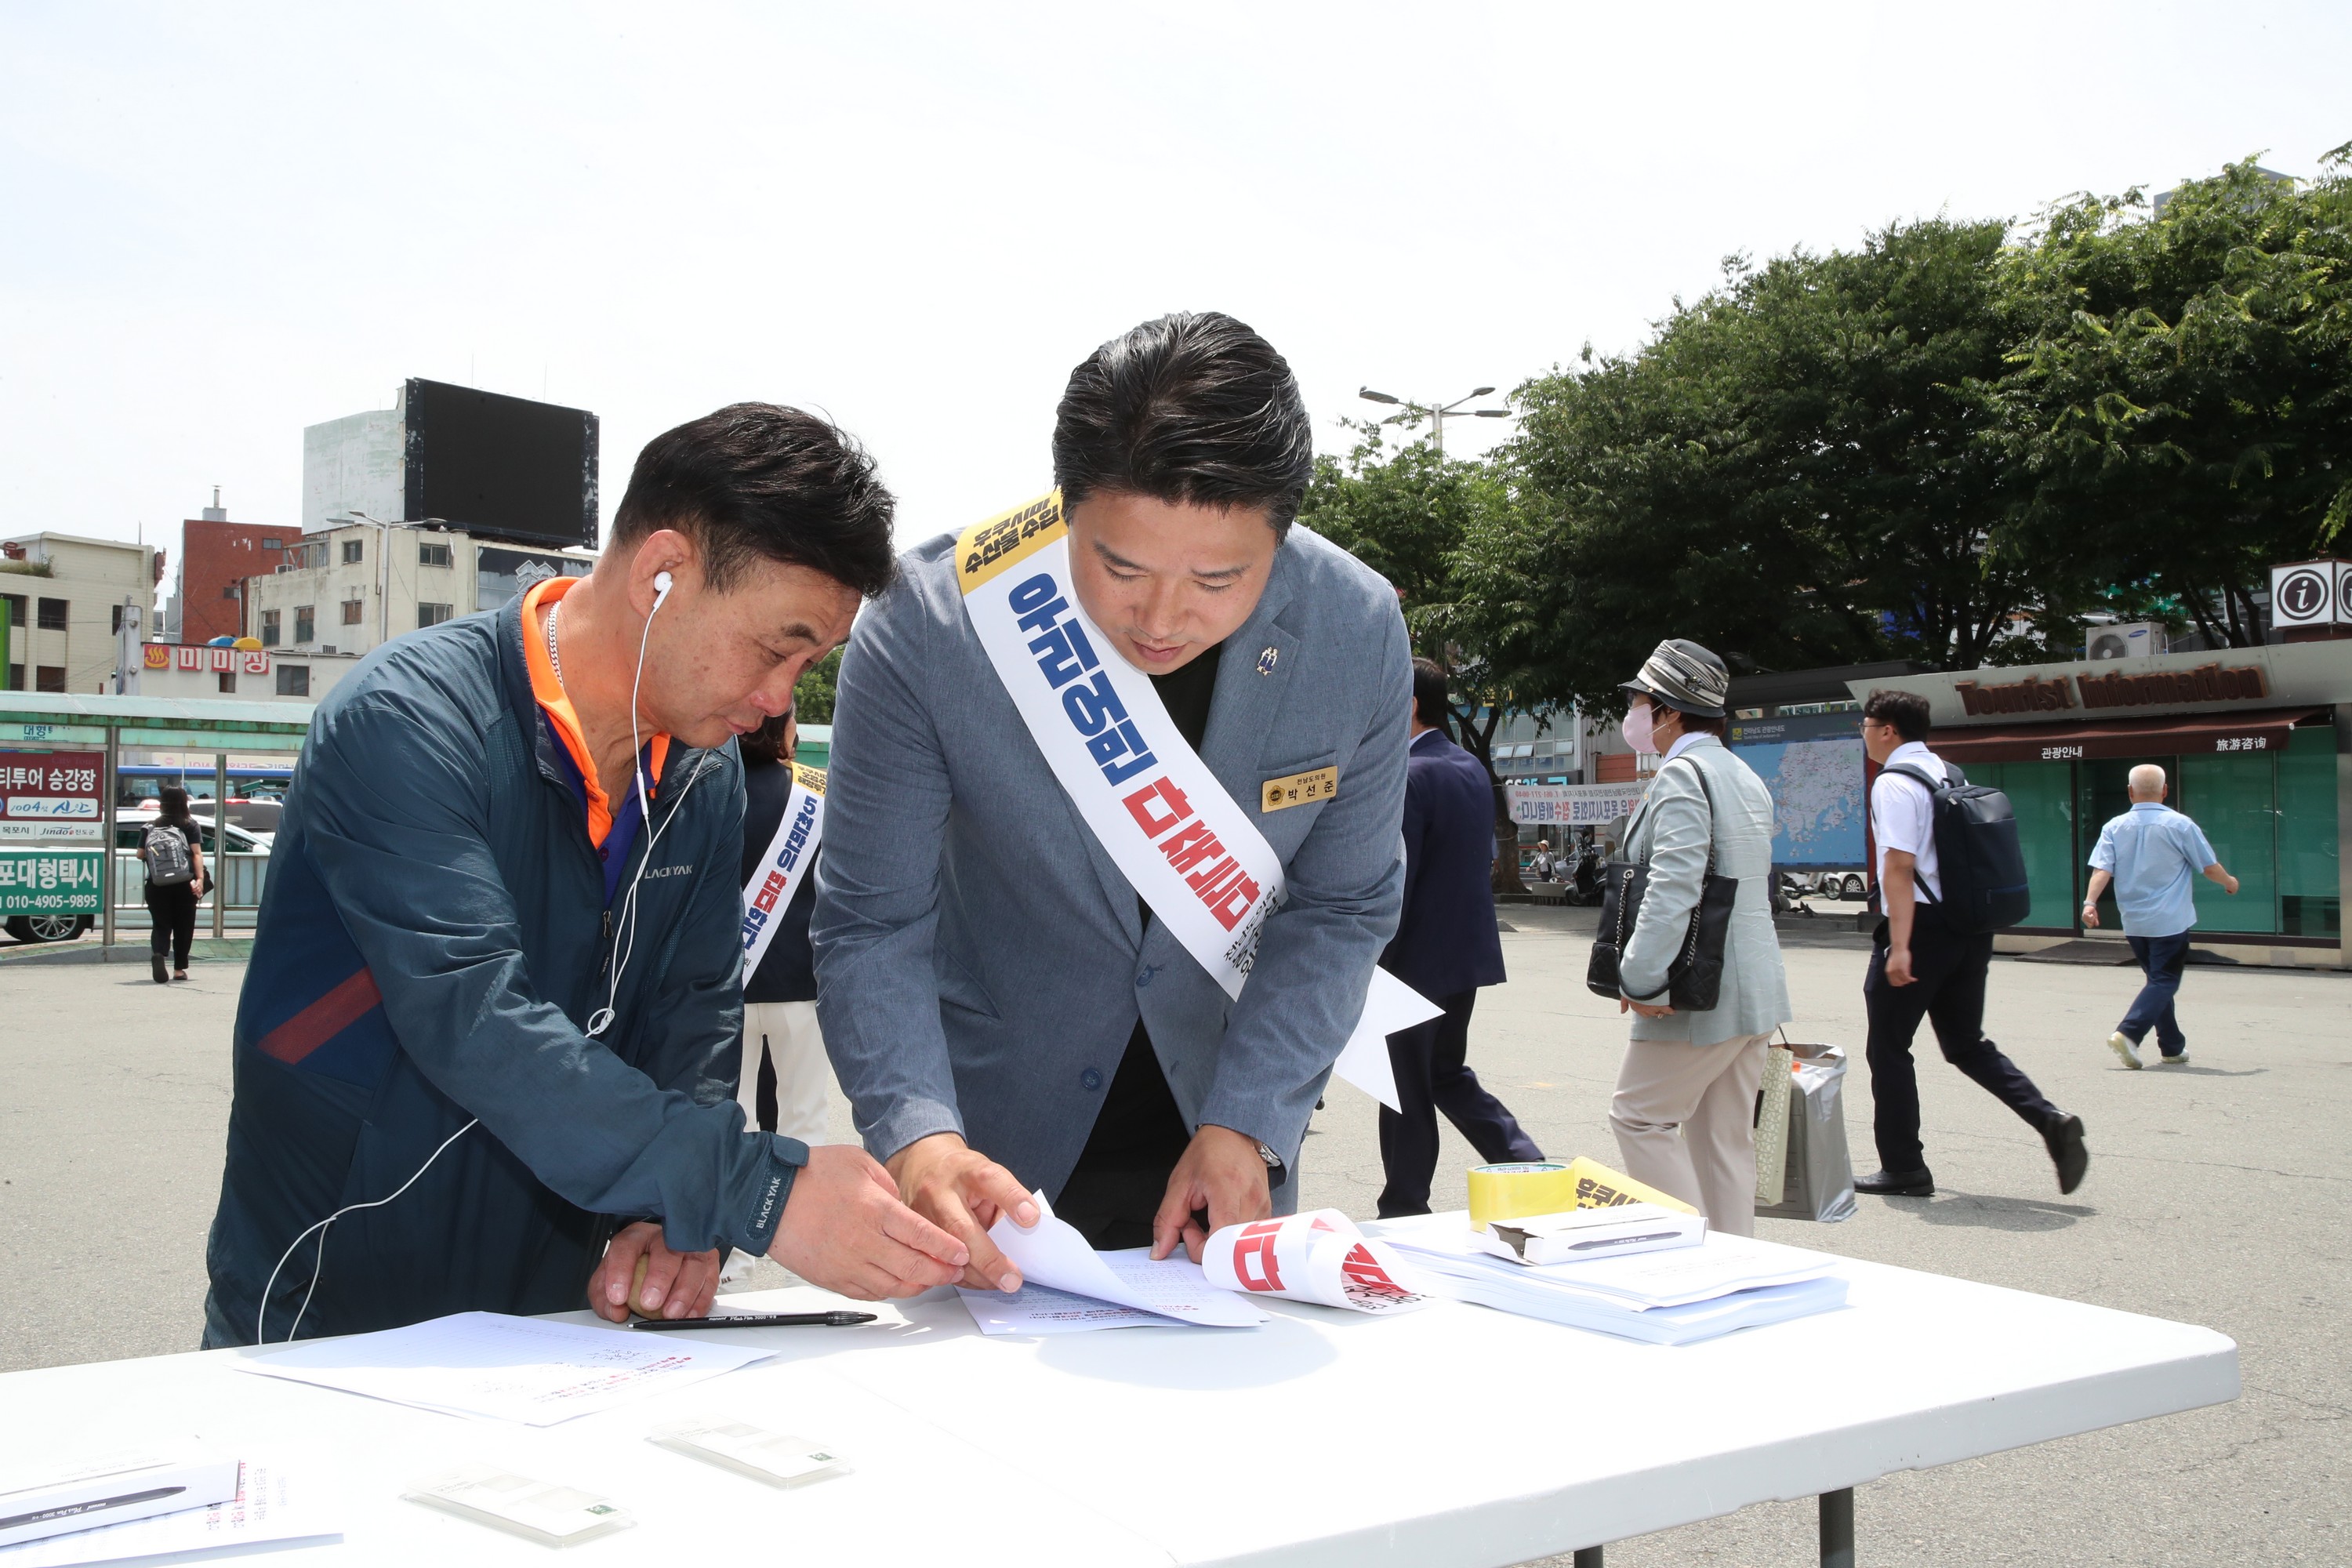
left=36, top=666, right=66, bottom=692
left=262, top=537, right=282, bottom=550
left=341, top=598, right=364, bottom=625
left=5, top=665, right=20, bottom=691
left=2, top=594, right=21, bottom=628
left=217, top=672, right=238, bottom=694
left=37, top=597, right=67, bottom=631
left=276, top=664, right=310, bottom=697
left=342, top=539, right=364, bottom=564
left=419, top=541, right=452, bottom=568
left=295, top=606, right=315, bottom=644
left=417, top=603, right=454, bottom=628
left=260, top=608, right=281, bottom=647
left=111, top=605, right=124, bottom=633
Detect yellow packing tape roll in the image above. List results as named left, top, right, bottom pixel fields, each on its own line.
left=1467, top=1156, right=1700, bottom=1229
left=1465, top=1163, right=1576, bottom=1229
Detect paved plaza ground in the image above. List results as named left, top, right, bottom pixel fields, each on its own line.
left=2, top=912, right=2344, bottom=1564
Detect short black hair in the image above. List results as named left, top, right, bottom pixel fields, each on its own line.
left=610, top=403, right=896, bottom=597
left=739, top=710, right=791, bottom=765
left=1864, top=688, right=1932, bottom=742
left=1411, top=657, right=1452, bottom=730
left=1052, top=311, right=1314, bottom=541
left=1678, top=711, right=1728, bottom=739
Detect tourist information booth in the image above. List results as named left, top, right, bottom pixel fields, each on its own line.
left=1849, top=642, right=2350, bottom=967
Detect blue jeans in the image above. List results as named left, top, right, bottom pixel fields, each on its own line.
left=2122, top=933, right=2191, bottom=1056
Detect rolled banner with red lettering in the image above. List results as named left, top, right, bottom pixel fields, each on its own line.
left=740, top=762, right=826, bottom=980
left=1201, top=1210, right=1431, bottom=1315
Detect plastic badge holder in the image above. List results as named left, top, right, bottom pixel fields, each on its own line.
left=648, top=1416, right=849, bottom=1488
left=405, top=1465, right=634, bottom=1547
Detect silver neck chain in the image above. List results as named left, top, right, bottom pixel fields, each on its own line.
left=545, top=597, right=565, bottom=688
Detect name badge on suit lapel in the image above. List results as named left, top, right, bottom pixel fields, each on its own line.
left=1261, top=766, right=1338, bottom=812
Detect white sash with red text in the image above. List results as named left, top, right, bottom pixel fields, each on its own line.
left=740, top=763, right=825, bottom=980
left=955, top=493, right=1435, bottom=1109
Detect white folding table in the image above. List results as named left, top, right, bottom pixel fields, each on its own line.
left=0, top=1240, right=2236, bottom=1567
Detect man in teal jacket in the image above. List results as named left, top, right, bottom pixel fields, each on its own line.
left=203, top=405, right=968, bottom=1347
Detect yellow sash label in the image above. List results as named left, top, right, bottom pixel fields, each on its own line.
left=790, top=761, right=827, bottom=796
left=1260, top=766, right=1338, bottom=812
left=956, top=491, right=1067, bottom=593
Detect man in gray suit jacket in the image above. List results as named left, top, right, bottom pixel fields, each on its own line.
left=815, top=313, right=1411, bottom=1296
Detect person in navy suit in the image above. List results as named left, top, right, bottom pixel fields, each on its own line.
left=1375, top=659, right=1544, bottom=1216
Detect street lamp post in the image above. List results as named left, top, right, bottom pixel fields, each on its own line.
left=1357, top=384, right=1512, bottom=456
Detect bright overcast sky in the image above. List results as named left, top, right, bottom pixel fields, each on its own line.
left=5, top=2, right=2347, bottom=557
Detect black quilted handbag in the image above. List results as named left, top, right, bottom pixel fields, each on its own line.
left=1584, top=759, right=1739, bottom=1011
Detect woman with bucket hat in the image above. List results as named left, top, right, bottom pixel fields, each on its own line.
left=1599, top=640, right=1790, bottom=1235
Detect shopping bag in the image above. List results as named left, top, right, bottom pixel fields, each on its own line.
left=1752, top=1042, right=1795, bottom=1203
left=1755, top=1041, right=1857, bottom=1223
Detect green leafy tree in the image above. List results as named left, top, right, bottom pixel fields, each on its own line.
left=1508, top=219, right=2073, bottom=712
left=794, top=646, right=841, bottom=724
left=1989, top=151, right=2352, bottom=646
left=1301, top=423, right=1559, bottom=893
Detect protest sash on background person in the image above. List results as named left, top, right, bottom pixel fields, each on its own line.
left=955, top=493, right=1433, bottom=1109
left=739, top=762, right=825, bottom=980
left=1201, top=1209, right=1430, bottom=1314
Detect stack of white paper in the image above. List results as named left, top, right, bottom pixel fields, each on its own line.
left=957, top=1191, right=1268, bottom=1334
left=234, top=1312, right=771, bottom=1424
left=1371, top=1214, right=1846, bottom=1345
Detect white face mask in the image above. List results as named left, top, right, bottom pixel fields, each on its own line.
left=1621, top=698, right=1660, bottom=755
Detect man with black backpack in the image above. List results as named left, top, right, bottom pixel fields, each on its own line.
left=1857, top=689, right=2087, bottom=1197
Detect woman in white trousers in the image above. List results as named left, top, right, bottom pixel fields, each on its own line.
left=1606, top=641, right=1791, bottom=1236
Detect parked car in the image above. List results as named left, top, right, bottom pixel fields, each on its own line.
left=5, top=911, right=91, bottom=944
left=114, top=809, right=273, bottom=858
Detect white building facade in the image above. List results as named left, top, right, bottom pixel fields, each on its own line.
left=135, top=642, right=363, bottom=704
left=0, top=532, right=159, bottom=695
left=241, top=521, right=593, bottom=659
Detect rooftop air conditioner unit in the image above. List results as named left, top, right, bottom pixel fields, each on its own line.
left=2086, top=622, right=2162, bottom=661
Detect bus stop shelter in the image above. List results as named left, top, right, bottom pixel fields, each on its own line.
left=0, top=691, right=314, bottom=949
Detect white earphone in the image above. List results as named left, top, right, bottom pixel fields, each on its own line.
left=586, top=563, right=711, bottom=1038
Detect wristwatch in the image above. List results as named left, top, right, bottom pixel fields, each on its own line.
left=1254, top=1140, right=1287, bottom=1187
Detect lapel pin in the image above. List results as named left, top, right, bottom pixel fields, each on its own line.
left=1256, top=646, right=1279, bottom=676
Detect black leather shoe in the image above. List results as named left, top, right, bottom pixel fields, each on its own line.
left=1855, top=1167, right=1934, bottom=1196
left=2044, top=1114, right=2089, bottom=1195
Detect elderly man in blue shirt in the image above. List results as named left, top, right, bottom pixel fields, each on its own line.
left=2082, top=764, right=2239, bottom=1068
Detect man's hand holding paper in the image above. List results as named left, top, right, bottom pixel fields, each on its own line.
left=887, top=1132, right=1040, bottom=1294
left=1150, top=1124, right=1275, bottom=1262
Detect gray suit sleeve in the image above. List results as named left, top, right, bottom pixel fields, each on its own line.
left=1198, top=605, right=1411, bottom=1160
left=811, top=590, right=966, bottom=1163
left=1618, top=762, right=1710, bottom=1002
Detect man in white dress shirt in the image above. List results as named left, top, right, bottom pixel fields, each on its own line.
left=1857, top=688, right=2086, bottom=1198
